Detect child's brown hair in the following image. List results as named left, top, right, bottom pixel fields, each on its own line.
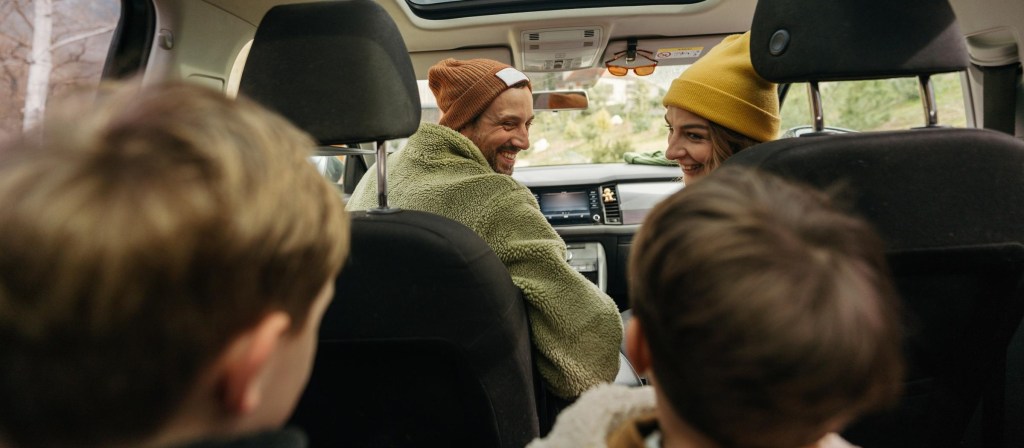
left=0, top=81, right=349, bottom=448
left=629, top=166, right=903, bottom=448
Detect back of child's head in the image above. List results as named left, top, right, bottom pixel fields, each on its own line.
left=0, top=81, right=349, bottom=448
left=628, top=166, right=903, bottom=448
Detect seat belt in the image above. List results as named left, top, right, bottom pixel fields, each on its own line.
left=977, top=63, right=1021, bottom=135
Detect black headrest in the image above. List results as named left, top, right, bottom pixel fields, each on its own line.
left=239, top=0, right=421, bottom=145
left=749, top=0, right=969, bottom=83
left=724, top=128, right=1024, bottom=251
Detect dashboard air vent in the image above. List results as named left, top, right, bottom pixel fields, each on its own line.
left=600, top=185, right=621, bottom=224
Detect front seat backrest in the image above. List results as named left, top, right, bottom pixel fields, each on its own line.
left=239, top=1, right=540, bottom=446
left=301, top=210, right=537, bottom=447
left=727, top=1, right=1024, bottom=447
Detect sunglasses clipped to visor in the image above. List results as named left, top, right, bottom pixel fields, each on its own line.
left=604, top=40, right=658, bottom=76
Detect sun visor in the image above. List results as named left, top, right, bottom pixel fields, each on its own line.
left=603, top=35, right=730, bottom=68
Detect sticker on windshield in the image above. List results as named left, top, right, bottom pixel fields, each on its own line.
left=655, top=47, right=704, bottom=59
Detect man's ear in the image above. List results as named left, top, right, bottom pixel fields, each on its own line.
left=625, top=317, right=652, bottom=375
left=218, top=311, right=292, bottom=415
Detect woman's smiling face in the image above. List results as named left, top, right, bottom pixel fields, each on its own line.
left=664, top=106, right=714, bottom=185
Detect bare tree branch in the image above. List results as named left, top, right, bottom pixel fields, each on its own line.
left=0, top=1, right=32, bottom=58
left=51, top=25, right=115, bottom=50
left=2, top=60, right=22, bottom=93
left=12, top=0, right=31, bottom=28
left=0, top=30, right=28, bottom=47
left=0, top=42, right=29, bottom=62
left=53, top=43, right=87, bottom=70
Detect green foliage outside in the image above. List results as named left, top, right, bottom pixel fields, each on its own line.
left=522, top=71, right=677, bottom=167
left=780, top=72, right=967, bottom=133
left=516, top=71, right=968, bottom=167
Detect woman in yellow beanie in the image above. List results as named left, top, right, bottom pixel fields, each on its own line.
left=662, top=31, right=780, bottom=184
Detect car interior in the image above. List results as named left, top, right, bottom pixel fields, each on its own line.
left=62, top=0, right=1024, bottom=446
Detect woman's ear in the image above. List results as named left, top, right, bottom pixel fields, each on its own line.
left=625, top=317, right=652, bottom=375
left=218, top=312, right=292, bottom=415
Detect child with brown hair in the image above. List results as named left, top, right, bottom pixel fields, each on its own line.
left=530, top=166, right=904, bottom=448
left=0, top=81, right=349, bottom=448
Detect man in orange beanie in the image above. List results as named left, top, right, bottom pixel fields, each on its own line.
left=347, top=59, right=623, bottom=400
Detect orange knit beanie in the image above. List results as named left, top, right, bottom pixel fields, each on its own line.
left=429, top=58, right=532, bottom=131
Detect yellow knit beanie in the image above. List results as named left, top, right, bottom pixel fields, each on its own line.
left=429, top=58, right=532, bottom=131
left=662, top=32, right=780, bottom=143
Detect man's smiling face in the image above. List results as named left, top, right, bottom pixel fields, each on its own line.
left=460, top=87, right=534, bottom=175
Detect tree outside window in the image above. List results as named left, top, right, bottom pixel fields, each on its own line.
left=0, top=0, right=120, bottom=141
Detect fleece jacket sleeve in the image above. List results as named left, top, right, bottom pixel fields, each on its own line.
left=347, top=123, right=623, bottom=398
left=472, top=178, right=623, bottom=399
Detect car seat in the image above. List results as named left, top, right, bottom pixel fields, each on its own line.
left=725, top=1, right=1024, bottom=447
left=238, top=1, right=540, bottom=446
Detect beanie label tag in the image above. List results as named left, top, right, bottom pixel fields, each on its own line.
left=495, top=67, right=529, bottom=87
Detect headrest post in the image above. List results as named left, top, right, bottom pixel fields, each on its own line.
left=919, top=74, right=940, bottom=127
left=375, top=140, right=389, bottom=210
left=808, top=81, right=825, bottom=132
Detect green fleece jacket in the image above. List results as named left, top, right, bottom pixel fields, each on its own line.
left=347, top=122, right=622, bottom=398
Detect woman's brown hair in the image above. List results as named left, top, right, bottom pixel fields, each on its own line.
left=697, top=120, right=761, bottom=177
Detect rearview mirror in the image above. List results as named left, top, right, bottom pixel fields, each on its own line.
left=533, top=90, right=589, bottom=111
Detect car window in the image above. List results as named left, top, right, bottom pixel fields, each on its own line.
left=522, top=67, right=688, bottom=167
left=404, top=65, right=689, bottom=167
left=780, top=73, right=968, bottom=134
left=0, top=0, right=121, bottom=142
left=407, top=68, right=969, bottom=166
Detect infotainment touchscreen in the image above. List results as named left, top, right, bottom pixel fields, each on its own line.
left=541, top=191, right=589, bottom=214
left=539, top=190, right=592, bottom=222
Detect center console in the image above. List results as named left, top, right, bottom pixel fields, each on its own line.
left=566, top=241, right=606, bottom=292
left=530, top=186, right=619, bottom=292
left=515, top=164, right=684, bottom=309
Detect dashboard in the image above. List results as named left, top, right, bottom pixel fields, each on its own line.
left=513, top=163, right=682, bottom=309
left=515, top=164, right=681, bottom=227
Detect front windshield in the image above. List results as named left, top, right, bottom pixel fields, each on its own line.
left=411, top=66, right=966, bottom=167
left=411, top=66, right=688, bottom=167
left=520, top=67, right=688, bottom=167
